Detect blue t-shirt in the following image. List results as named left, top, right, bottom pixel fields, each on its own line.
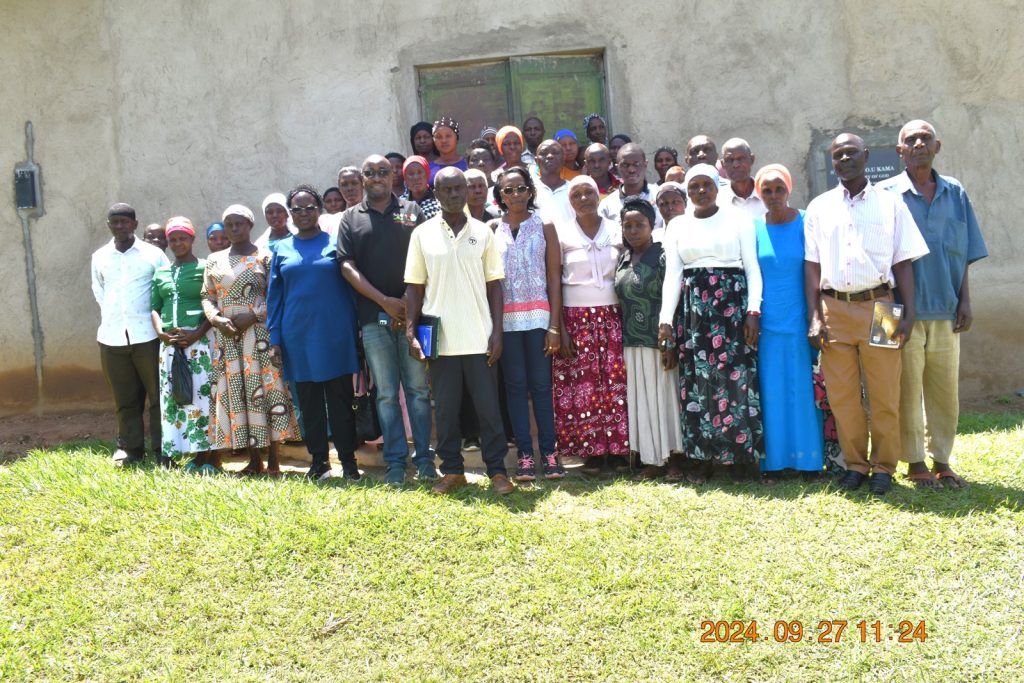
left=428, top=158, right=468, bottom=185
left=266, top=231, right=359, bottom=382
left=878, top=170, right=988, bottom=320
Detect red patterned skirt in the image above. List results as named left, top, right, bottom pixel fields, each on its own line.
left=552, top=305, right=629, bottom=458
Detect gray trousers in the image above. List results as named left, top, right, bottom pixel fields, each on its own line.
left=99, top=339, right=161, bottom=456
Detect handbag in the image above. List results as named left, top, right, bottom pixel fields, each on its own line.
left=170, top=347, right=193, bottom=406
left=352, top=339, right=382, bottom=444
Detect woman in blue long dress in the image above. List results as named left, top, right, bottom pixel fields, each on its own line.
left=267, top=184, right=361, bottom=482
left=753, top=164, right=824, bottom=483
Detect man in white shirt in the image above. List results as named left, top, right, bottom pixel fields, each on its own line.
left=598, top=143, right=663, bottom=236
left=804, top=134, right=929, bottom=495
left=717, top=138, right=766, bottom=221
left=91, top=203, right=169, bottom=465
left=533, top=139, right=574, bottom=227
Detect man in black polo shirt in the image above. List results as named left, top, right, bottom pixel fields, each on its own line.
left=339, top=154, right=437, bottom=486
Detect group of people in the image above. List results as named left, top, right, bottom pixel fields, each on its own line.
left=91, top=112, right=986, bottom=496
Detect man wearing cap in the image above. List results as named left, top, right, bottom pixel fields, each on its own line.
left=718, top=138, right=766, bottom=221
left=404, top=167, right=514, bottom=496
left=804, top=133, right=929, bottom=495
left=878, top=119, right=988, bottom=490
left=91, top=203, right=169, bottom=465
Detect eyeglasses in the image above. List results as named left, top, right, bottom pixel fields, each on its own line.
left=362, top=168, right=391, bottom=178
left=291, top=205, right=319, bottom=214
left=501, top=185, right=529, bottom=196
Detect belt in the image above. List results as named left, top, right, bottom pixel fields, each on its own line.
left=822, top=285, right=890, bottom=303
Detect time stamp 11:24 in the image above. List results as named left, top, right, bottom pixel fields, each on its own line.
left=700, top=620, right=929, bottom=644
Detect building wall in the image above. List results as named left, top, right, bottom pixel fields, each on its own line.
left=1, top=0, right=1021, bottom=414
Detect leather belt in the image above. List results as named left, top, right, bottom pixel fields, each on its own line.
left=822, top=284, right=891, bottom=303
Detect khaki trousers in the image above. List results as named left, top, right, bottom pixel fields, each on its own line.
left=899, top=320, right=960, bottom=464
left=820, top=294, right=902, bottom=474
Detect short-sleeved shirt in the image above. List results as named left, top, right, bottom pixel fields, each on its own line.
left=718, top=183, right=767, bottom=223
left=428, top=158, right=469, bottom=185
left=877, top=170, right=988, bottom=320
left=337, top=196, right=425, bottom=326
left=404, top=215, right=505, bottom=356
left=804, top=181, right=929, bottom=292
left=614, top=243, right=666, bottom=348
left=599, top=183, right=665, bottom=233
left=151, top=259, right=207, bottom=329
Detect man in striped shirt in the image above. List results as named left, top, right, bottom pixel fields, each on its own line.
left=804, top=133, right=929, bottom=495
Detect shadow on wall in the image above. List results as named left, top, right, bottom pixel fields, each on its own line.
left=0, top=365, right=109, bottom=416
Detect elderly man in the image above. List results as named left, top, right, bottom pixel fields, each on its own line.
left=91, top=203, right=169, bottom=465
left=142, top=222, right=167, bottom=252
left=533, top=139, right=574, bottom=227
left=598, top=143, right=663, bottom=236
left=404, top=167, right=514, bottom=496
left=878, top=120, right=988, bottom=489
left=718, top=138, right=766, bottom=221
left=338, top=155, right=437, bottom=486
left=685, top=134, right=730, bottom=185
left=583, top=143, right=621, bottom=198
left=804, top=133, right=929, bottom=495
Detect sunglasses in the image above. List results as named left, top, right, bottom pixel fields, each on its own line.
left=362, top=168, right=391, bottom=178
left=501, top=184, right=530, bottom=196
left=290, top=205, right=319, bottom=214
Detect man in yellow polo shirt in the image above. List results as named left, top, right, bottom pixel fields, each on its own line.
left=404, top=166, right=515, bottom=496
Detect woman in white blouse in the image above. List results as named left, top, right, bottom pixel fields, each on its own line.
left=657, top=164, right=765, bottom=484
left=552, top=175, right=630, bottom=476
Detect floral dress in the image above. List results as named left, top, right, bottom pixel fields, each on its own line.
left=202, top=249, right=296, bottom=449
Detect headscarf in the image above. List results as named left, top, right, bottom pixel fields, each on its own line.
left=206, top=222, right=224, bottom=238
left=261, top=193, right=289, bottom=219
left=165, top=216, right=195, bottom=238
left=753, top=163, right=794, bottom=199
left=684, top=163, right=721, bottom=189
left=567, top=174, right=599, bottom=195
left=656, top=181, right=687, bottom=200
left=495, top=125, right=523, bottom=155
left=409, top=121, right=432, bottom=149
left=554, top=129, right=578, bottom=142
left=432, top=116, right=460, bottom=139
left=464, top=168, right=488, bottom=184
left=480, top=126, right=498, bottom=138
left=583, top=113, right=606, bottom=131
left=402, top=155, right=430, bottom=179
left=222, top=204, right=255, bottom=224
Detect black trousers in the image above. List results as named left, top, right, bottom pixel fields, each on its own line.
left=99, top=339, right=161, bottom=456
left=432, top=354, right=508, bottom=477
left=294, top=374, right=357, bottom=468
left=460, top=367, right=514, bottom=440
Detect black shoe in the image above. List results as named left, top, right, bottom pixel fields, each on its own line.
left=462, top=438, right=481, bottom=452
left=305, top=462, right=332, bottom=482
left=838, top=470, right=867, bottom=491
left=869, top=472, right=893, bottom=496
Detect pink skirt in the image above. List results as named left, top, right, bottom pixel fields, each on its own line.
left=552, top=305, right=629, bottom=458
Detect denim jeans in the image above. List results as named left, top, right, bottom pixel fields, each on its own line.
left=499, top=328, right=556, bottom=455
left=360, top=322, right=434, bottom=470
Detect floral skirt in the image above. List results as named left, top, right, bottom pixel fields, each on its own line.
left=159, top=332, right=214, bottom=458
left=675, top=268, right=763, bottom=465
left=552, top=305, right=629, bottom=458
left=813, top=353, right=846, bottom=474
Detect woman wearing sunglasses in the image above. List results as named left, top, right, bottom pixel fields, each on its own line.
left=492, top=167, right=565, bottom=480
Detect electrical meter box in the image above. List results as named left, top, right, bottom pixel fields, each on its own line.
left=15, top=162, right=41, bottom=212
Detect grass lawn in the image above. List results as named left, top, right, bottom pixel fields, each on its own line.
left=0, top=413, right=1022, bottom=682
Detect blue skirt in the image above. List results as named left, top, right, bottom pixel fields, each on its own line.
left=757, top=330, right=824, bottom=472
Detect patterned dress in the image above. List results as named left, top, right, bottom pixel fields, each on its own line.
left=151, top=260, right=214, bottom=458
left=202, top=249, right=297, bottom=450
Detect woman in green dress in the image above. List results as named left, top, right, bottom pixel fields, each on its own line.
left=149, top=217, right=215, bottom=469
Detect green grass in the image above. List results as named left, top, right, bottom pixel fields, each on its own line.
left=1, top=414, right=1022, bottom=682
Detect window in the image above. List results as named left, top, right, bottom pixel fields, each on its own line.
left=418, top=52, right=607, bottom=146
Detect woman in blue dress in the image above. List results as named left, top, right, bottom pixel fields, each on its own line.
left=753, top=164, right=825, bottom=484
left=267, top=184, right=361, bottom=482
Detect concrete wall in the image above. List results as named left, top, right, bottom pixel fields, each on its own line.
left=2, top=0, right=1021, bottom=414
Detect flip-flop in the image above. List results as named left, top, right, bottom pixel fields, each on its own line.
left=905, top=470, right=942, bottom=490
left=935, top=469, right=969, bottom=489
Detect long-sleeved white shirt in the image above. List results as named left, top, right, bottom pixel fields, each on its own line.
left=91, top=237, right=169, bottom=345
left=659, top=207, right=762, bottom=325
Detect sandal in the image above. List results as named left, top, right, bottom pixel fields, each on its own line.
left=632, top=465, right=666, bottom=481
left=905, top=470, right=942, bottom=490
left=934, top=468, right=969, bottom=489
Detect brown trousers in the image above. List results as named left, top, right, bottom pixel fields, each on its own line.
left=820, top=293, right=902, bottom=474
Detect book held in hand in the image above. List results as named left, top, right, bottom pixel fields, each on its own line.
left=869, top=301, right=903, bottom=348
left=416, top=316, right=440, bottom=360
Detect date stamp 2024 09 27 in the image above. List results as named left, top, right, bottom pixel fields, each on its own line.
left=699, top=620, right=928, bottom=644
